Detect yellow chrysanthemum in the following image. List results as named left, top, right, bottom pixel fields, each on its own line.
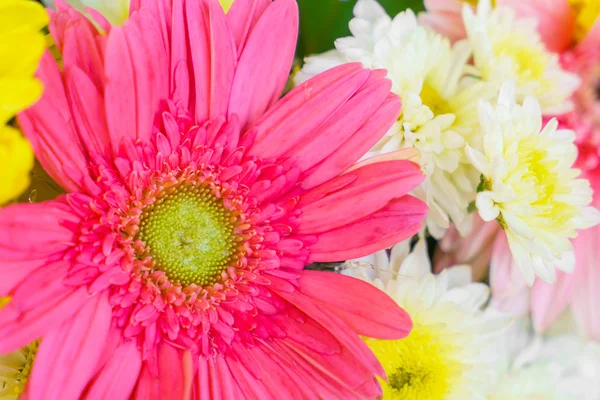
left=0, top=0, right=48, bottom=205
left=0, top=341, right=39, bottom=400
left=570, top=0, right=600, bottom=40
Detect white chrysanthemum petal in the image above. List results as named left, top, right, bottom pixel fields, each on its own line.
left=476, top=191, right=500, bottom=221
left=471, top=82, right=598, bottom=285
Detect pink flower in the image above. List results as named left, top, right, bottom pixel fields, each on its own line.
left=419, top=0, right=467, bottom=43
left=0, top=0, right=428, bottom=398
left=434, top=215, right=501, bottom=282
left=514, top=22, right=600, bottom=339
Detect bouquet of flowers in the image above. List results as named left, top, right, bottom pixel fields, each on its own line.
left=1, top=0, right=599, bottom=399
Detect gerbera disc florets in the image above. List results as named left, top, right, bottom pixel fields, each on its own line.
left=137, top=183, right=239, bottom=286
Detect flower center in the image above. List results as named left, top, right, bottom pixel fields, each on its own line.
left=420, top=82, right=452, bottom=116
left=365, top=324, right=459, bottom=400
left=0, top=340, right=38, bottom=397
left=516, top=138, right=578, bottom=226
left=138, top=184, right=239, bottom=287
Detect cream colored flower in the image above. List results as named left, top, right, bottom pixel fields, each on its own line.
left=297, top=0, right=498, bottom=238
left=467, top=82, right=600, bottom=285
left=463, top=0, right=580, bottom=115
left=344, top=239, right=505, bottom=400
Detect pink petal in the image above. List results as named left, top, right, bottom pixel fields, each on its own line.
left=571, top=222, right=600, bottom=339
left=186, top=0, right=236, bottom=123
left=245, top=63, right=369, bottom=159
left=285, top=71, right=398, bottom=174
left=308, top=195, right=427, bottom=262
left=85, top=341, right=143, bottom=400
left=298, top=270, right=412, bottom=340
left=18, top=54, right=89, bottom=192
left=65, top=67, right=110, bottom=158
left=196, top=356, right=243, bottom=400
left=419, top=0, right=466, bottom=42
left=298, top=160, right=424, bottom=234
left=133, top=344, right=185, bottom=400
left=29, top=292, right=112, bottom=400
left=0, top=287, right=88, bottom=354
left=228, top=0, right=299, bottom=129
left=300, top=96, right=403, bottom=190
left=0, top=201, right=76, bottom=264
left=227, top=0, right=271, bottom=53
left=489, top=234, right=531, bottom=317
left=105, top=10, right=166, bottom=151
left=530, top=271, right=576, bottom=333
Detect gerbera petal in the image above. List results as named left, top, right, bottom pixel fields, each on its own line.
left=17, top=54, right=90, bottom=192
left=28, top=292, right=112, bottom=400
left=298, top=270, right=412, bottom=340
left=196, top=356, right=244, bottom=400
left=84, top=341, right=142, bottom=400
left=308, top=196, right=427, bottom=261
left=0, top=287, right=88, bottom=354
left=298, top=160, right=424, bottom=234
left=0, top=202, right=77, bottom=294
left=245, top=63, right=369, bottom=158
left=287, top=71, right=398, bottom=174
left=105, top=12, right=165, bottom=149
left=186, top=0, right=236, bottom=122
left=133, top=344, right=185, bottom=400
left=530, top=271, right=576, bottom=333
left=228, top=0, right=299, bottom=129
left=227, top=0, right=270, bottom=53
left=301, top=94, right=402, bottom=189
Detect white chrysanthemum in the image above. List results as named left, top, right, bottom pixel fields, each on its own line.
left=462, top=0, right=580, bottom=115
left=489, top=322, right=600, bottom=400
left=0, top=342, right=38, bottom=400
left=296, top=0, right=498, bottom=238
left=344, top=239, right=505, bottom=400
left=467, top=82, right=600, bottom=285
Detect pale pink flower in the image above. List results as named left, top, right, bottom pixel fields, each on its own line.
left=0, top=0, right=429, bottom=398
left=419, top=0, right=467, bottom=42
left=434, top=215, right=501, bottom=282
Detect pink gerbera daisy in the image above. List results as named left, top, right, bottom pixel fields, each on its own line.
left=0, top=0, right=427, bottom=398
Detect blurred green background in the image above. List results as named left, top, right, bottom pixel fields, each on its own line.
left=296, top=0, right=424, bottom=59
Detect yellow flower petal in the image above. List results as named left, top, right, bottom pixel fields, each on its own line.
left=0, top=125, right=34, bottom=205
left=0, top=1, right=49, bottom=35
left=0, top=79, right=43, bottom=125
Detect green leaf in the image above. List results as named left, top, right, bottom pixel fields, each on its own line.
left=296, top=0, right=425, bottom=59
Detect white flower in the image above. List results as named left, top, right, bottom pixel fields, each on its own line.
left=296, top=0, right=498, bottom=238
left=462, top=0, right=580, bottom=115
left=467, top=81, right=600, bottom=286
left=489, top=321, right=600, bottom=400
left=344, top=239, right=505, bottom=400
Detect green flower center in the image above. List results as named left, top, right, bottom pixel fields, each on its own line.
left=138, top=184, right=239, bottom=287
